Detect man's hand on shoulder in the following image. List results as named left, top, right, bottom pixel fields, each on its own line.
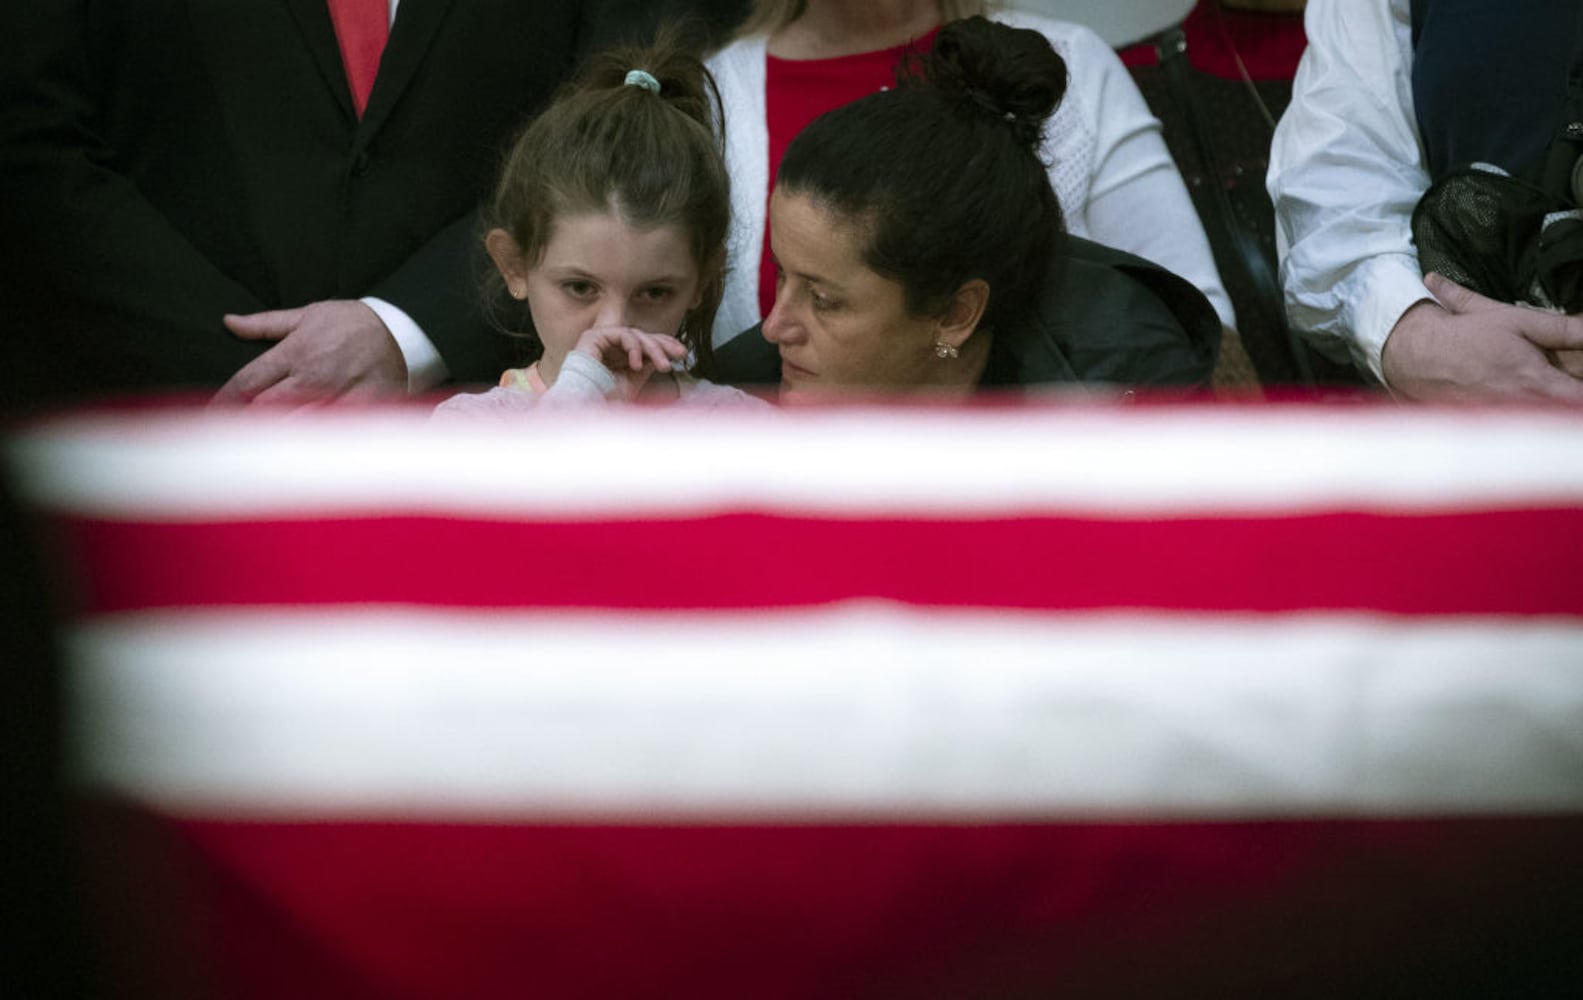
left=213, top=300, right=408, bottom=405
left=1380, top=273, right=1583, bottom=403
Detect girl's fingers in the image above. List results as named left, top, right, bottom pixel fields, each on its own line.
left=643, top=337, right=676, bottom=371
left=581, top=327, right=686, bottom=372
left=643, top=333, right=687, bottom=370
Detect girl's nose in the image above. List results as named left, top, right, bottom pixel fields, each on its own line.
left=595, top=298, right=630, bottom=330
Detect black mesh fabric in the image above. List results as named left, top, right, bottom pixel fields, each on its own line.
left=1413, top=162, right=1583, bottom=313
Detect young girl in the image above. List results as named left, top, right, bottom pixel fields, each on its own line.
left=435, top=39, right=763, bottom=414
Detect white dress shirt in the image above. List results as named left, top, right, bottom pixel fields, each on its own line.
left=1267, top=0, right=1433, bottom=381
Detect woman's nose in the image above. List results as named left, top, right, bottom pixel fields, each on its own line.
left=762, top=292, right=800, bottom=345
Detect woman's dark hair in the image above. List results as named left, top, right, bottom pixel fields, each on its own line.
left=775, top=16, right=1068, bottom=335
left=484, top=30, right=729, bottom=375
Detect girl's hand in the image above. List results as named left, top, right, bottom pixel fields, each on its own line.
left=572, top=326, right=689, bottom=400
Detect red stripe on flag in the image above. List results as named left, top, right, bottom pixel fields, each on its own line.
left=91, top=803, right=1583, bottom=1000
left=49, top=508, right=1583, bottom=616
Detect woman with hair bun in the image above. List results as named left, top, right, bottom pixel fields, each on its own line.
left=707, top=0, right=1237, bottom=348
left=714, top=16, right=1220, bottom=402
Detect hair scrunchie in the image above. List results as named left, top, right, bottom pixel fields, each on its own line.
left=624, top=69, right=661, bottom=94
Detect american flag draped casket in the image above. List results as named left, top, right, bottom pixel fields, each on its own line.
left=6, top=400, right=1582, bottom=998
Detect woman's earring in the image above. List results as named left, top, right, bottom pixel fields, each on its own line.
left=934, top=340, right=959, bottom=360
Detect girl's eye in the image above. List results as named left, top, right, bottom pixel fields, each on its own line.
left=562, top=280, right=596, bottom=299
left=811, top=292, right=837, bottom=313
left=638, top=286, right=674, bottom=304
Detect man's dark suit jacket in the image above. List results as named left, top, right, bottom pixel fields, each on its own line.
left=0, top=0, right=708, bottom=404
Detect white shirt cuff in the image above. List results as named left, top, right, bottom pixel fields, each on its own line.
left=1348, top=258, right=1434, bottom=384
left=362, top=296, right=449, bottom=393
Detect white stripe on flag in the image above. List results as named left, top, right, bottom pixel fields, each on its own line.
left=12, top=405, right=1583, bottom=518
left=69, top=606, right=1583, bottom=819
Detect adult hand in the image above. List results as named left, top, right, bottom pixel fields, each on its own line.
left=213, top=300, right=408, bottom=406
left=571, top=326, right=688, bottom=400
left=1380, top=273, right=1583, bottom=403
left=1554, top=349, right=1583, bottom=379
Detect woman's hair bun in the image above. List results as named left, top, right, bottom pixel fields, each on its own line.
left=916, top=16, right=1068, bottom=149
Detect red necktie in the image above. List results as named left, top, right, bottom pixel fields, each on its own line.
left=327, top=0, right=388, bottom=117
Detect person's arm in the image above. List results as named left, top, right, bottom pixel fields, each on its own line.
left=1267, top=0, right=1431, bottom=382
left=1055, top=24, right=1239, bottom=333
left=214, top=207, right=500, bottom=404
left=364, top=211, right=506, bottom=386
left=1037, top=239, right=1220, bottom=389
left=0, top=0, right=271, bottom=393
left=538, top=327, right=689, bottom=407
left=362, top=296, right=447, bottom=389
left=1272, top=0, right=1583, bottom=401
left=705, top=36, right=773, bottom=349
left=535, top=352, right=625, bottom=408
